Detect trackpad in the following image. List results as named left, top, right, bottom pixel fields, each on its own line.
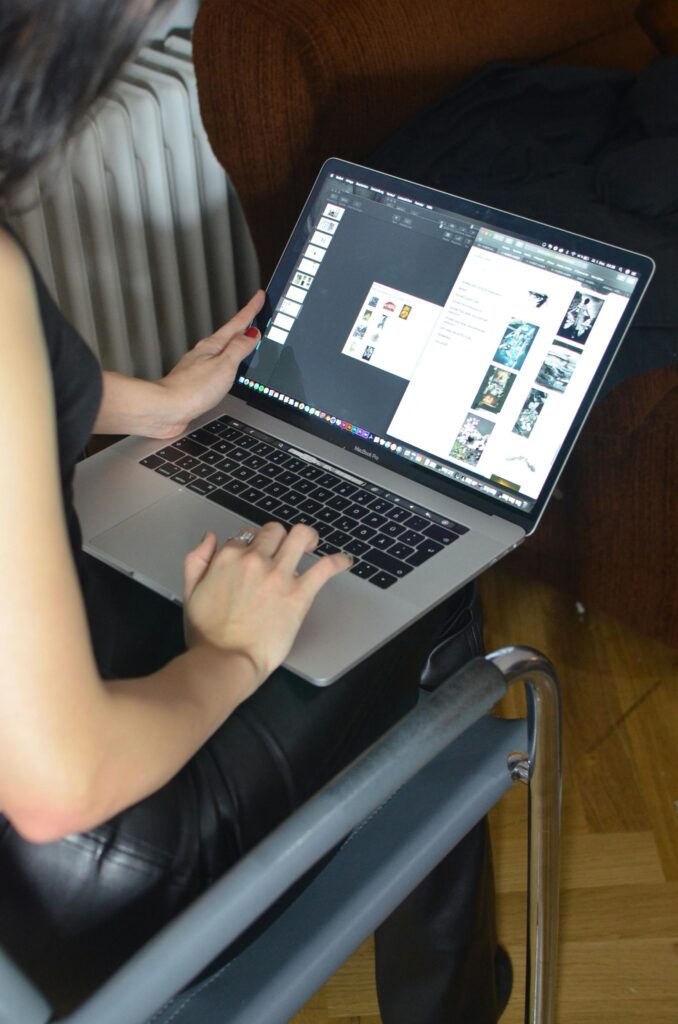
left=88, top=491, right=261, bottom=601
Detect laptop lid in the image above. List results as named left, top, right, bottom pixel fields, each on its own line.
left=233, top=158, right=654, bottom=532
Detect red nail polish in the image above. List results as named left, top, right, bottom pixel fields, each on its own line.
left=244, top=326, right=259, bottom=338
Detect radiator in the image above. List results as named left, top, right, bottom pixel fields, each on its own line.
left=7, top=32, right=260, bottom=378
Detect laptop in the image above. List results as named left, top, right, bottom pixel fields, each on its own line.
left=73, top=158, right=654, bottom=685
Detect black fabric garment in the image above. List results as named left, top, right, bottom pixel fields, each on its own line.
left=370, top=57, right=678, bottom=397
left=0, top=239, right=505, bottom=1022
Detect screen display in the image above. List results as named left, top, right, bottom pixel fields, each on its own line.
left=237, top=161, right=648, bottom=518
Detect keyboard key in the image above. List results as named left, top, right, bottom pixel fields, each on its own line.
left=266, top=449, right=289, bottom=465
left=327, top=529, right=352, bottom=547
left=446, top=520, right=469, bottom=535
left=192, top=463, right=218, bottom=479
left=222, top=477, right=250, bottom=496
left=240, top=487, right=265, bottom=504
left=210, top=440, right=236, bottom=454
left=309, top=486, right=334, bottom=503
left=211, top=489, right=269, bottom=526
left=242, top=454, right=266, bottom=471
left=274, top=503, right=297, bottom=522
left=299, top=497, right=323, bottom=515
left=363, top=512, right=387, bottom=529
left=381, top=520, right=406, bottom=538
left=363, top=549, right=413, bottom=578
left=256, top=495, right=282, bottom=515
left=406, top=539, right=444, bottom=567
left=314, top=520, right=339, bottom=539
left=317, top=540, right=341, bottom=556
left=154, top=463, right=175, bottom=477
left=369, top=570, right=398, bottom=589
left=171, top=470, right=197, bottom=486
left=258, top=462, right=285, bottom=479
left=285, top=489, right=307, bottom=507
left=249, top=473, right=272, bottom=490
left=350, top=488, right=374, bottom=506
left=251, top=441, right=275, bottom=457
left=315, top=506, right=340, bottom=525
left=385, top=505, right=411, bottom=523
left=288, top=511, right=318, bottom=527
left=423, top=524, right=460, bottom=546
left=399, top=529, right=424, bottom=547
left=295, top=478, right=318, bottom=495
left=297, top=464, right=324, bottom=481
left=206, top=470, right=231, bottom=488
left=234, top=434, right=258, bottom=449
left=333, top=480, right=359, bottom=498
left=333, top=515, right=358, bottom=534
left=328, top=494, right=351, bottom=512
left=368, top=498, right=394, bottom=515
left=371, top=533, right=394, bottom=551
left=187, top=428, right=216, bottom=446
left=388, top=542, right=415, bottom=560
left=230, top=446, right=251, bottom=462
left=352, top=523, right=377, bottom=542
left=404, top=513, right=429, bottom=532
left=187, top=479, right=216, bottom=496
left=140, top=454, right=165, bottom=469
left=176, top=455, right=200, bottom=470
left=345, top=538, right=370, bottom=556
left=232, top=465, right=253, bottom=482
left=284, top=456, right=307, bottom=474
left=317, top=472, right=341, bottom=489
left=200, top=450, right=226, bottom=466
left=277, top=470, right=301, bottom=487
left=156, top=445, right=183, bottom=463
left=263, top=481, right=289, bottom=498
left=343, top=503, right=369, bottom=520
left=173, top=437, right=208, bottom=457
left=350, top=560, right=377, bottom=580
left=212, top=457, right=239, bottom=474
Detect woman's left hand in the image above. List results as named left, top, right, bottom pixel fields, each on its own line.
left=156, top=290, right=265, bottom=435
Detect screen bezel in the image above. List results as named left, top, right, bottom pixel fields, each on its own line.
left=232, top=157, right=655, bottom=532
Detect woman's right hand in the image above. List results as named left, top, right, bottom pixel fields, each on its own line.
left=182, top=523, right=351, bottom=688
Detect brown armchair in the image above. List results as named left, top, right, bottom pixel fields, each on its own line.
left=193, top=0, right=677, bottom=646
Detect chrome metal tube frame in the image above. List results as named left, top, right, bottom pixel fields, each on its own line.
left=488, top=647, right=562, bottom=1024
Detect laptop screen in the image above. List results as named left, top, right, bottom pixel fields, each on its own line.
left=235, top=159, right=653, bottom=526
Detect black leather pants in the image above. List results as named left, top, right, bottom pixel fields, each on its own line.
left=0, top=563, right=502, bottom=1021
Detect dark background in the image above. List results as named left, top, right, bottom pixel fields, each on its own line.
left=247, top=200, right=468, bottom=439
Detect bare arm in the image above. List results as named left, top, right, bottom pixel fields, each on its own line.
left=92, top=290, right=265, bottom=438
left=0, top=235, right=347, bottom=843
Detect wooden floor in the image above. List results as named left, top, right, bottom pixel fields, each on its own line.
left=290, top=566, right=678, bottom=1023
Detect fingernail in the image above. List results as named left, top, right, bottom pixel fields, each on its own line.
left=244, top=326, right=260, bottom=339
left=343, top=552, right=354, bottom=564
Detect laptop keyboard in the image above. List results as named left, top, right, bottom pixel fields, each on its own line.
left=139, top=415, right=468, bottom=589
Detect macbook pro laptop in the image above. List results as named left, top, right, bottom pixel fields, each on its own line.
left=74, top=158, right=654, bottom=685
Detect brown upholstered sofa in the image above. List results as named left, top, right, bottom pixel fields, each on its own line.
left=193, top=0, right=678, bottom=646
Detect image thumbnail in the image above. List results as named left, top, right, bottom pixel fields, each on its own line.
left=362, top=346, right=375, bottom=361
left=493, top=319, right=539, bottom=370
left=472, top=366, right=517, bottom=415
left=293, top=271, right=314, bottom=290
left=535, top=341, right=581, bottom=393
left=450, top=413, right=495, bottom=467
left=527, top=290, right=548, bottom=309
left=513, top=389, right=549, bottom=439
left=558, top=291, right=604, bottom=343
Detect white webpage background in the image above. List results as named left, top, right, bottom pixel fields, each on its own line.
left=341, top=282, right=443, bottom=380
left=388, top=246, right=629, bottom=499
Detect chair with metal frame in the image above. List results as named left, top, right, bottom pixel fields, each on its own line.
left=0, top=646, right=562, bottom=1024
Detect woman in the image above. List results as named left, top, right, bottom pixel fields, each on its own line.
left=0, top=2, right=506, bottom=1019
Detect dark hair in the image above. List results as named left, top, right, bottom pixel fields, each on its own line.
left=0, top=0, right=174, bottom=196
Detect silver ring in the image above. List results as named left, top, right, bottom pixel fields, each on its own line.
left=230, top=527, right=257, bottom=545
